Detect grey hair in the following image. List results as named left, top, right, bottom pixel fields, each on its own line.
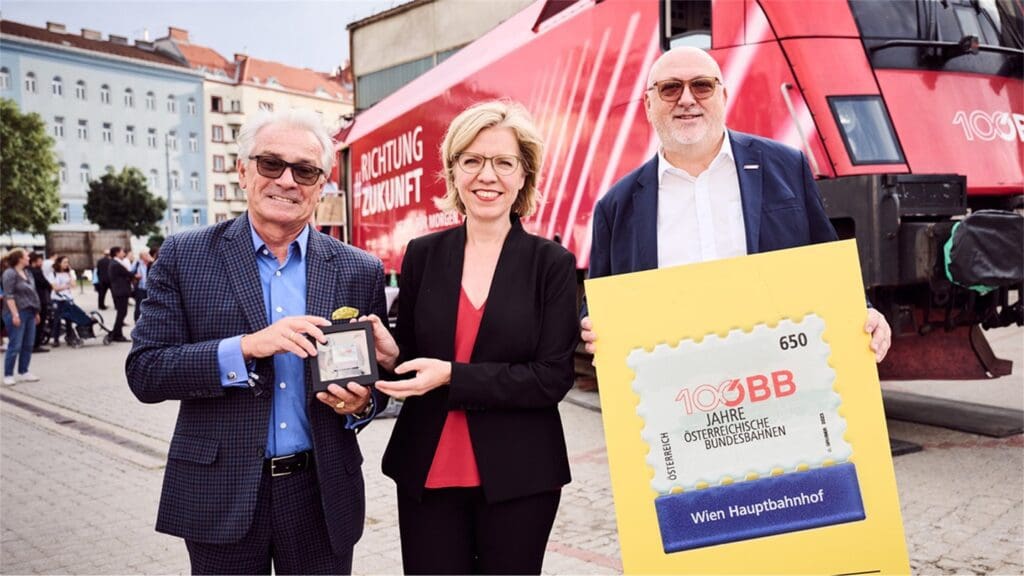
left=237, top=108, right=335, bottom=174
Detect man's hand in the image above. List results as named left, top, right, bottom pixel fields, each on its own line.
left=358, top=314, right=399, bottom=372
left=240, top=315, right=330, bottom=360
left=581, top=316, right=597, bottom=354
left=376, top=358, right=451, bottom=399
left=316, top=382, right=371, bottom=416
left=865, top=308, right=891, bottom=363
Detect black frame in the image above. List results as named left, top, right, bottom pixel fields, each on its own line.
left=308, top=321, right=378, bottom=392
left=826, top=95, right=907, bottom=166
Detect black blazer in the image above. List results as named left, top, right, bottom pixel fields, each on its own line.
left=109, top=260, right=135, bottom=298
left=382, top=217, right=579, bottom=503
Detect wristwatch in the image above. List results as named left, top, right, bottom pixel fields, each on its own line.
left=353, top=396, right=375, bottom=419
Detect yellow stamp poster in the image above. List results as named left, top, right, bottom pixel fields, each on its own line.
left=585, top=240, right=909, bottom=574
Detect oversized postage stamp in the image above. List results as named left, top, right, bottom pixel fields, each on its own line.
left=628, top=314, right=850, bottom=493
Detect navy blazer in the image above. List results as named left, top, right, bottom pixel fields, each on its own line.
left=381, top=218, right=578, bottom=503
left=126, top=214, right=387, bottom=553
left=589, top=130, right=837, bottom=281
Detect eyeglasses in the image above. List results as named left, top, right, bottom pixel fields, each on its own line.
left=648, top=76, right=722, bottom=102
left=248, top=155, right=325, bottom=186
left=454, top=153, right=522, bottom=176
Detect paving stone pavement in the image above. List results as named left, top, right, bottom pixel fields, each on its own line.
left=0, top=289, right=1021, bottom=574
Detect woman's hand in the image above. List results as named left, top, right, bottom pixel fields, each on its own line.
left=376, top=358, right=451, bottom=399
left=358, top=314, right=399, bottom=372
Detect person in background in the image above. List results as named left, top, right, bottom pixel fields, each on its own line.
left=132, top=250, right=153, bottom=322
left=48, top=255, right=94, bottom=346
left=370, top=100, right=579, bottom=574
left=27, top=253, right=51, bottom=353
left=107, top=246, right=133, bottom=343
left=2, top=249, right=41, bottom=385
left=95, top=249, right=111, bottom=310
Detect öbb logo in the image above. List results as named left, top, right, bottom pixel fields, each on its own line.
left=674, top=370, right=796, bottom=415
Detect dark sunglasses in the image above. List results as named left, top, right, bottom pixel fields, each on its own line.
left=249, top=155, right=325, bottom=185
left=648, top=76, right=722, bottom=102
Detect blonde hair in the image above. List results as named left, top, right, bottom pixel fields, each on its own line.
left=437, top=100, right=544, bottom=217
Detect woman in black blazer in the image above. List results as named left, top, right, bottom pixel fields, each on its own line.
left=370, top=100, right=579, bottom=574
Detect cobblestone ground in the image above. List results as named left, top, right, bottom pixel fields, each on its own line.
left=0, top=290, right=1020, bottom=574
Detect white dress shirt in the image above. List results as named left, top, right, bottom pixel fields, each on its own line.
left=656, top=135, right=747, bottom=268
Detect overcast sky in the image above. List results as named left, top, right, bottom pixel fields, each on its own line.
left=3, top=1, right=400, bottom=73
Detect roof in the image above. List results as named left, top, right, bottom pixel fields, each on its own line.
left=346, top=0, right=435, bottom=31
left=0, top=20, right=188, bottom=69
left=176, top=42, right=235, bottom=78
left=240, top=56, right=350, bottom=101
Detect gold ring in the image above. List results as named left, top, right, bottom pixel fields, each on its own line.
left=335, top=400, right=346, bottom=410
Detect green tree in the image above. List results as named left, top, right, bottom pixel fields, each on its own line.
left=84, top=167, right=167, bottom=236
left=0, top=98, right=61, bottom=236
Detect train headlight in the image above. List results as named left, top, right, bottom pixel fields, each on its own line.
left=827, top=96, right=905, bottom=165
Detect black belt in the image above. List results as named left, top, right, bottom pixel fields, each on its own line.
left=265, top=451, right=313, bottom=478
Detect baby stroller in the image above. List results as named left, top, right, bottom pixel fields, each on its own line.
left=50, top=299, right=109, bottom=348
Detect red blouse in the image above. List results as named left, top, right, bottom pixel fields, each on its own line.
left=424, top=287, right=484, bottom=488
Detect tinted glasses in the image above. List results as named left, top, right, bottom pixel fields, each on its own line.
left=454, top=153, right=522, bottom=176
left=648, top=77, right=722, bottom=102
left=249, top=155, right=325, bottom=185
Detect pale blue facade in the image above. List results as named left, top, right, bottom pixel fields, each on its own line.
left=0, top=36, right=207, bottom=232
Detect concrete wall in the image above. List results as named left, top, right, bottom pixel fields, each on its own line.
left=351, top=0, right=533, bottom=75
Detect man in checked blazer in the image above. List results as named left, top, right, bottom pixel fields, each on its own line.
left=126, top=109, right=388, bottom=574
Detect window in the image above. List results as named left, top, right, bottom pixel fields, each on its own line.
left=77, top=119, right=88, bottom=140
left=124, top=88, right=134, bottom=108
left=148, top=169, right=158, bottom=189
left=100, top=84, right=110, bottom=104
left=24, top=72, right=36, bottom=93
left=79, top=164, right=91, bottom=184
left=102, top=123, right=112, bottom=143
left=212, top=125, right=224, bottom=142
left=214, top=184, right=226, bottom=200
left=213, top=155, right=225, bottom=172
left=211, top=96, right=223, bottom=112
left=230, top=126, right=240, bottom=141
left=192, top=209, right=201, bottom=225
left=171, top=170, right=180, bottom=191
left=75, top=80, right=86, bottom=99
left=167, top=95, right=177, bottom=113
left=53, top=117, right=65, bottom=138
left=147, top=128, right=158, bottom=148
left=52, top=76, right=63, bottom=96
left=145, top=91, right=156, bottom=110
left=187, top=98, right=197, bottom=115
left=233, top=185, right=245, bottom=199
left=664, top=0, right=711, bottom=50
left=215, top=213, right=228, bottom=223
left=188, top=133, right=198, bottom=152
left=59, top=162, right=67, bottom=184
left=172, top=208, right=181, bottom=225
left=230, top=99, right=241, bottom=112
left=0, top=68, right=9, bottom=90
left=125, top=125, right=136, bottom=145
left=190, top=172, right=199, bottom=192
left=60, top=203, right=69, bottom=224
left=258, top=101, right=273, bottom=112
left=167, top=131, right=178, bottom=151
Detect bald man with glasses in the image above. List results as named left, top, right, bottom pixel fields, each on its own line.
left=581, top=46, right=892, bottom=363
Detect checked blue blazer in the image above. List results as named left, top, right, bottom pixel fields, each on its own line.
left=126, top=214, right=387, bottom=554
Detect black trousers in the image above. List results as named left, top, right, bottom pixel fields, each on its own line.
left=397, top=487, right=561, bottom=575
left=185, top=461, right=353, bottom=575
left=33, top=299, right=50, bottom=348
left=111, top=295, right=129, bottom=339
left=133, top=288, right=147, bottom=321
left=96, top=281, right=109, bottom=309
